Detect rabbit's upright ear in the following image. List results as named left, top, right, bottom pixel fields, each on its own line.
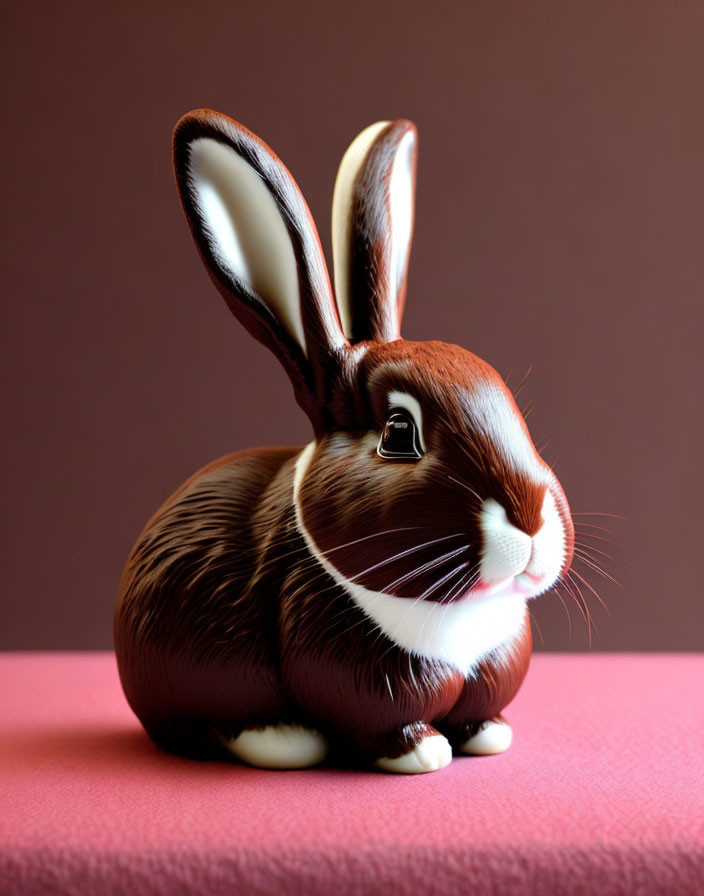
left=173, top=110, right=347, bottom=423
left=331, top=120, right=417, bottom=344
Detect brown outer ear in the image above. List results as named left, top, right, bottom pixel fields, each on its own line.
left=332, top=120, right=418, bottom=344
left=173, top=109, right=348, bottom=430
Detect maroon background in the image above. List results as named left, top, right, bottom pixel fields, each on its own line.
left=2, top=1, right=702, bottom=650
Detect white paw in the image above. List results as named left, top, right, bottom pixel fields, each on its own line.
left=458, top=720, right=513, bottom=755
left=375, top=733, right=453, bottom=774
left=223, top=724, right=328, bottom=769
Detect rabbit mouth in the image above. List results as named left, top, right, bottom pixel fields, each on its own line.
left=471, top=574, right=548, bottom=601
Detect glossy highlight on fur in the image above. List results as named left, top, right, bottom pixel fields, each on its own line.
left=115, top=109, right=574, bottom=773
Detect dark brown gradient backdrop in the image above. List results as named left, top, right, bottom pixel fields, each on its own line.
left=2, top=1, right=703, bottom=650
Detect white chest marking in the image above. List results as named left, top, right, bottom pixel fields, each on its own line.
left=292, top=443, right=527, bottom=678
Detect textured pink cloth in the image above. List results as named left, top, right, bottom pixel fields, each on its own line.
left=0, top=652, right=702, bottom=895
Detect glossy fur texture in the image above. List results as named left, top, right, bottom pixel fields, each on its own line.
left=115, top=109, right=574, bottom=772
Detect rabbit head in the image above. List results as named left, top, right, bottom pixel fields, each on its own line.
left=173, top=110, right=574, bottom=608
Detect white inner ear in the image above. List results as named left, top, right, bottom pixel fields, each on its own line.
left=331, top=121, right=390, bottom=339
left=388, top=130, right=415, bottom=299
left=188, top=137, right=307, bottom=355
left=388, top=390, right=426, bottom=451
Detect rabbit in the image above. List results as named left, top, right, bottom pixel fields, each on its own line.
left=114, top=109, right=574, bottom=774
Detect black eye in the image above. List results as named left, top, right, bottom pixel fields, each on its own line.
left=377, top=410, right=424, bottom=461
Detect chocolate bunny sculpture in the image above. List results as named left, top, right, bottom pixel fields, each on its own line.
left=115, top=109, right=574, bottom=773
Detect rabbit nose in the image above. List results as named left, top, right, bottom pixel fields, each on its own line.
left=478, top=498, right=532, bottom=585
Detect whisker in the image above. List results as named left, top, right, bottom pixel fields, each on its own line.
left=571, top=512, right=625, bottom=520
left=569, top=568, right=611, bottom=615
left=411, top=564, right=480, bottom=648
left=560, top=575, right=589, bottom=626
left=446, top=475, right=483, bottom=503
left=322, top=527, right=426, bottom=557
left=348, top=534, right=466, bottom=584
left=379, top=545, right=469, bottom=593
left=553, top=581, right=573, bottom=639
left=529, top=608, right=544, bottom=647
left=445, top=567, right=479, bottom=603
left=563, top=575, right=595, bottom=647
left=321, top=544, right=471, bottom=641
left=513, top=364, right=533, bottom=398
left=573, top=522, right=614, bottom=535
left=573, top=550, right=624, bottom=587
left=255, top=525, right=428, bottom=574
left=374, top=565, right=475, bottom=664
left=416, top=561, right=470, bottom=602
left=574, top=541, right=620, bottom=564
left=573, top=529, right=622, bottom=549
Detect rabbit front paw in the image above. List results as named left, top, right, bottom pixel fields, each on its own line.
left=374, top=727, right=452, bottom=774
left=457, top=719, right=513, bottom=755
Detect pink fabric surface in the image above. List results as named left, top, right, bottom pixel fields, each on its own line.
left=1, top=653, right=702, bottom=895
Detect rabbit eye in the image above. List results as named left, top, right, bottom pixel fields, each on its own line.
left=377, top=410, right=424, bottom=461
